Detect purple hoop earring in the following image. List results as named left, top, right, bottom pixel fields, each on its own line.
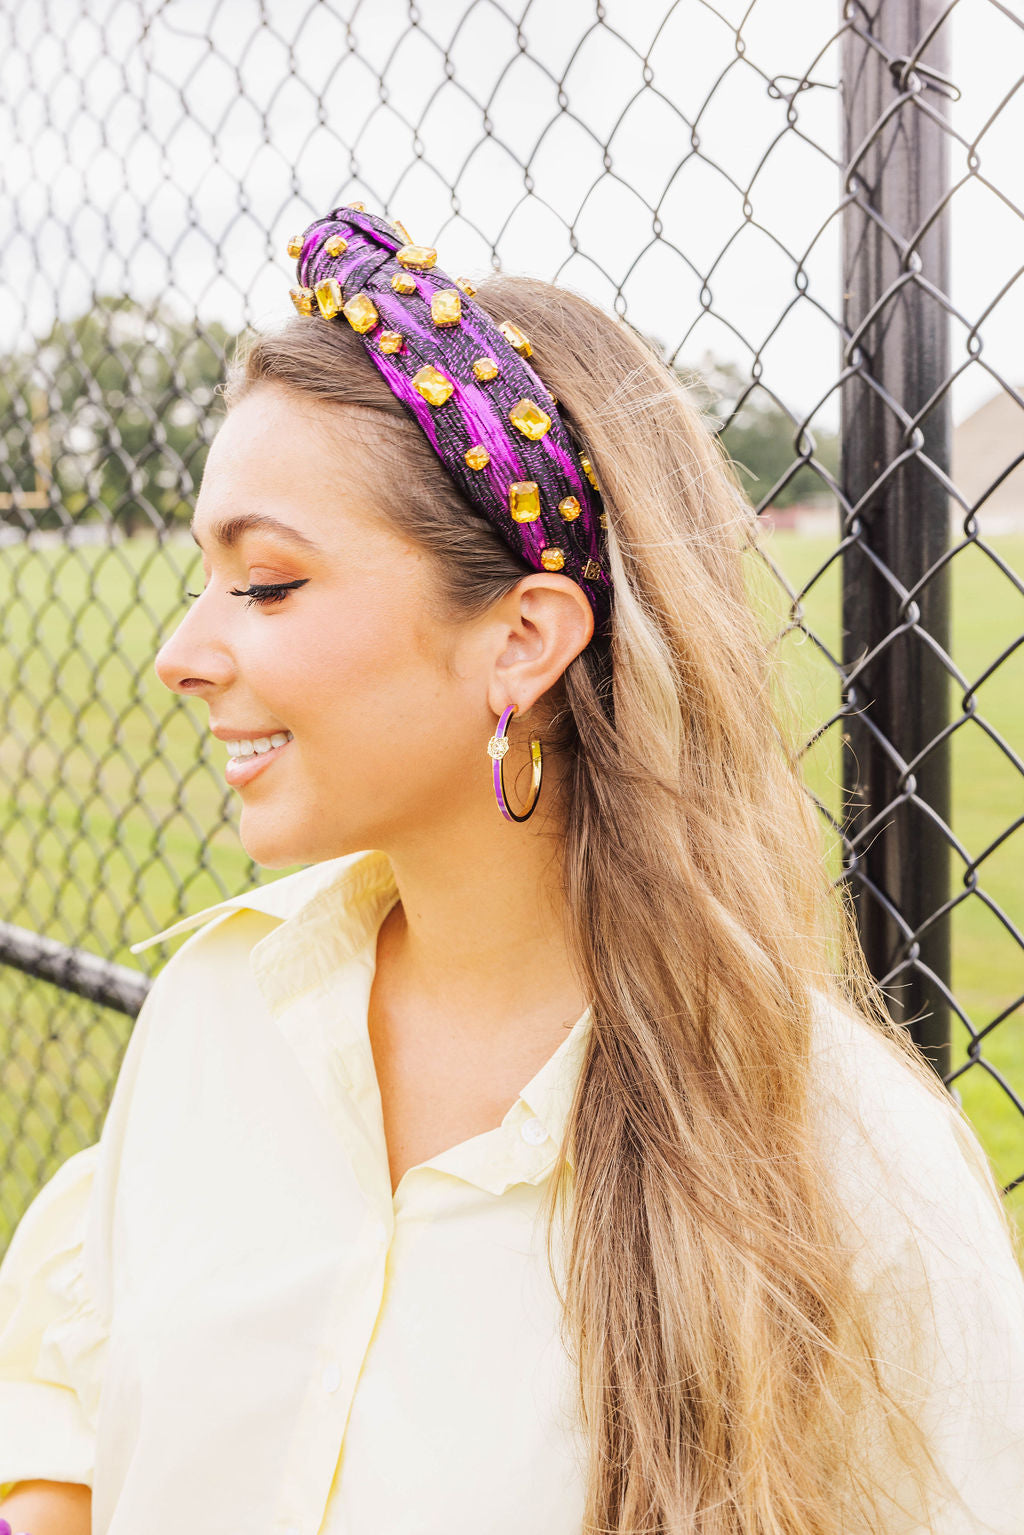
left=487, top=704, right=543, bottom=822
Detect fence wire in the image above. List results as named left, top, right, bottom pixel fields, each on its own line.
left=1, top=0, right=1023, bottom=1247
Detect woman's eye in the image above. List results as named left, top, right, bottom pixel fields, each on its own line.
left=184, top=579, right=309, bottom=609
left=230, top=579, right=309, bottom=608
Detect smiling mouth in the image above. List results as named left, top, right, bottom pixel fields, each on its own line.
left=225, top=730, right=294, bottom=761
left=223, top=734, right=294, bottom=787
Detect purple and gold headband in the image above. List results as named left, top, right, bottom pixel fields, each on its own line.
left=285, top=204, right=613, bottom=641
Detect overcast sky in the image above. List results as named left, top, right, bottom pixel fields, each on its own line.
left=3, top=0, right=1022, bottom=434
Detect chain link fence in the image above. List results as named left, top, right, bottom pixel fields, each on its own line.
left=2, top=0, right=1023, bottom=1247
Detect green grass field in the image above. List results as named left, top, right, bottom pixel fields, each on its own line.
left=1, top=530, right=1022, bottom=1246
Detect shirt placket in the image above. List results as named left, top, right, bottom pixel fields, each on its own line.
left=251, top=936, right=399, bottom=1534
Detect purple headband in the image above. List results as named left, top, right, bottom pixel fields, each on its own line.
left=285, top=205, right=613, bottom=641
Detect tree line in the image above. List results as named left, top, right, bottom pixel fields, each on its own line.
left=1, top=294, right=837, bottom=536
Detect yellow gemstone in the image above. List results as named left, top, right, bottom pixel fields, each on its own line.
left=378, top=331, right=404, bottom=354
left=455, top=276, right=476, bottom=297
left=465, top=445, right=490, bottom=470
left=314, top=277, right=343, bottom=318
left=472, top=357, right=498, bottom=382
left=396, top=243, right=438, bottom=270
left=509, top=398, right=551, bottom=440
left=288, top=286, right=315, bottom=316
left=342, top=292, right=379, bottom=334
left=580, top=455, right=599, bottom=490
left=558, top=496, right=581, bottom=521
left=391, top=271, right=417, bottom=294
left=509, top=481, right=541, bottom=522
left=286, top=234, right=304, bottom=259
left=540, top=548, right=566, bottom=572
left=431, top=289, right=462, bottom=327
left=346, top=200, right=366, bottom=211
left=324, top=234, right=348, bottom=258
left=582, top=558, right=602, bottom=580
left=412, top=365, right=455, bottom=406
left=391, top=219, right=413, bottom=244
left=599, top=511, right=608, bottom=529
left=498, top=320, right=532, bottom=357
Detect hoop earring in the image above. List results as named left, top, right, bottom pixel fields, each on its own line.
left=487, top=703, right=543, bottom=822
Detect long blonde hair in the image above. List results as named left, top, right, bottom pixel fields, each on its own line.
left=222, top=274, right=1014, bottom=1533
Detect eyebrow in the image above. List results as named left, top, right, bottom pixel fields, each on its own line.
left=189, top=512, right=324, bottom=555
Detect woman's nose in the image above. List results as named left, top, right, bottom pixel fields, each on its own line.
left=154, top=603, right=234, bottom=696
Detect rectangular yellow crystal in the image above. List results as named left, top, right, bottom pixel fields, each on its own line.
left=509, top=481, right=541, bottom=521
left=324, top=234, right=348, bottom=258
left=378, top=331, right=404, bottom=354
left=314, top=277, right=343, bottom=318
left=391, top=271, right=417, bottom=294
left=286, top=235, right=304, bottom=258
left=396, top=244, right=437, bottom=270
left=472, top=357, right=498, bottom=382
left=289, top=286, right=314, bottom=316
left=509, top=398, right=551, bottom=440
left=342, top=292, right=379, bottom=334
left=431, top=289, right=462, bottom=327
left=498, top=320, right=532, bottom=356
left=412, top=365, right=454, bottom=406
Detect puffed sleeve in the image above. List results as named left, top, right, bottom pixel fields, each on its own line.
left=812, top=994, right=1024, bottom=1533
left=0, top=1142, right=107, bottom=1496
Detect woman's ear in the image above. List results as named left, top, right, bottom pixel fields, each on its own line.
left=486, top=574, right=594, bottom=718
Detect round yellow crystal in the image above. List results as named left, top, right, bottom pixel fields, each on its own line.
left=391, top=271, right=417, bottom=294
left=472, top=357, right=498, bottom=382
left=580, top=454, right=600, bottom=490
left=465, top=445, right=490, bottom=471
left=286, top=234, right=304, bottom=258
left=396, top=244, right=438, bottom=270
left=540, top=548, right=566, bottom=571
left=558, top=496, right=581, bottom=521
left=324, top=234, right=348, bottom=258
left=412, top=365, right=455, bottom=406
left=342, top=292, right=379, bottom=334
left=509, top=481, right=541, bottom=522
left=378, top=331, right=404, bottom=354
left=509, top=398, right=551, bottom=440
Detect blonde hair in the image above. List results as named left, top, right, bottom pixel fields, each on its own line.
left=222, top=275, right=1013, bottom=1533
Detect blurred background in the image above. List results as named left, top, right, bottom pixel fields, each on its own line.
left=1, top=0, right=1022, bottom=1243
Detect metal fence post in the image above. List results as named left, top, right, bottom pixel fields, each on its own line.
left=840, top=0, right=954, bottom=1077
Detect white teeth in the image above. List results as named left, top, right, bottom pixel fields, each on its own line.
left=227, top=731, right=293, bottom=759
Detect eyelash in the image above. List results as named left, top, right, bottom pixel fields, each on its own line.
left=185, top=579, right=309, bottom=609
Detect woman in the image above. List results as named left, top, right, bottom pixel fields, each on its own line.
left=0, top=205, right=1022, bottom=1535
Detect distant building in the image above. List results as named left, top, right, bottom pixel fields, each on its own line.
left=951, top=387, right=1024, bottom=532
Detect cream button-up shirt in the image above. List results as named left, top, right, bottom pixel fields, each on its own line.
left=0, top=846, right=1023, bottom=1533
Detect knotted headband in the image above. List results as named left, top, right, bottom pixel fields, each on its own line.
left=285, top=204, right=613, bottom=641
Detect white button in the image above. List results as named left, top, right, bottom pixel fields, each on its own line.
left=321, top=1363, right=341, bottom=1393
left=520, top=1116, right=548, bottom=1146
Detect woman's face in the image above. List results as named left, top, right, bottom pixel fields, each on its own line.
left=154, top=382, right=497, bottom=868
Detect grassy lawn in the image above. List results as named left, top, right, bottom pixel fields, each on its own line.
left=1, top=529, right=1022, bottom=1244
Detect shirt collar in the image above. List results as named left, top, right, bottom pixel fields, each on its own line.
left=130, top=845, right=595, bottom=1187
left=128, top=847, right=395, bottom=955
